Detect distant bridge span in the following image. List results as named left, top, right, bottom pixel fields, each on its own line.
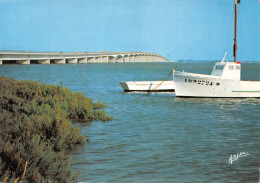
left=0, top=51, right=169, bottom=64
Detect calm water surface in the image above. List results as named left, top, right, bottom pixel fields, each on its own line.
left=1, top=62, right=259, bottom=183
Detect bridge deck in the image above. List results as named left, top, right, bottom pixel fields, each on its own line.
left=0, top=51, right=169, bottom=65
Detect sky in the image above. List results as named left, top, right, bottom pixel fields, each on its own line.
left=0, top=0, right=259, bottom=61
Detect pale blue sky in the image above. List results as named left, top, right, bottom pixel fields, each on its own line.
left=0, top=0, right=259, bottom=61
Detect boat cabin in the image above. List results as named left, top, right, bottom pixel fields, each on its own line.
left=211, top=61, right=241, bottom=80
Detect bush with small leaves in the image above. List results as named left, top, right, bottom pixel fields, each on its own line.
left=0, top=76, right=112, bottom=182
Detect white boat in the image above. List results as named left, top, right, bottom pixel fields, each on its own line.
left=120, top=80, right=175, bottom=92
left=173, top=0, right=260, bottom=98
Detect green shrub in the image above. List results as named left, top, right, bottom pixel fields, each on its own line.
left=0, top=76, right=112, bottom=182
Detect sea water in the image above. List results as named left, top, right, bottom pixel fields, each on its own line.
left=1, top=62, right=259, bottom=182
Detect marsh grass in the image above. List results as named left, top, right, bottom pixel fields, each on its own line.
left=0, top=76, right=112, bottom=182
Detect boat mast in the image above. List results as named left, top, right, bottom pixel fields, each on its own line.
left=233, top=0, right=240, bottom=62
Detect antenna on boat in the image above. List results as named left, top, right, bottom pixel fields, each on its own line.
left=221, top=52, right=227, bottom=63
left=233, top=0, right=241, bottom=62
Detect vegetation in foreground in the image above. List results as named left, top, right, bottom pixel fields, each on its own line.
left=0, top=76, right=112, bottom=182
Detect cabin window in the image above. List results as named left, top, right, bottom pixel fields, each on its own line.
left=235, top=66, right=240, bottom=70
left=215, top=65, right=225, bottom=70
left=228, top=66, right=233, bottom=70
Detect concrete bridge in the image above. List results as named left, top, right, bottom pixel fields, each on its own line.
left=0, top=51, right=169, bottom=65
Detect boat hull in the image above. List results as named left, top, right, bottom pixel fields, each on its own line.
left=173, top=71, right=260, bottom=98
left=120, top=81, right=175, bottom=92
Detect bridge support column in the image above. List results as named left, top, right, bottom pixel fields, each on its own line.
left=38, top=59, right=50, bottom=64
left=117, top=55, right=124, bottom=63
left=108, top=56, right=115, bottom=63
left=102, top=56, right=109, bottom=63
left=67, top=58, right=77, bottom=64
left=16, top=60, right=30, bottom=65
left=54, top=58, right=65, bottom=64
left=124, top=55, right=130, bottom=63
left=0, top=60, right=2, bottom=65
left=147, top=55, right=155, bottom=62
left=134, top=55, right=146, bottom=62
left=87, top=57, right=95, bottom=63
left=95, top=56, right=102, bottom=63
left=129, top=55, right=135, bottom=62
left=79, top=57, right=87, bottom=64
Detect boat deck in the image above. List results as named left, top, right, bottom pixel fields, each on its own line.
left=120, top=80, right=175, bottom=92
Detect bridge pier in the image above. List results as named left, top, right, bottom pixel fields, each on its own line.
left=102, top=56, right=109, bottom=63
left=16, top=60, right=30, bottom=65
left=117, top=55, right=124, bottom=63
left=67, top=58, right=77, bottom=64
left=108, top=56, right=115, bottom=63
left=54, top=58, right=65, bottom=64
left=0, top=60, right=2, bottom=65
left=95, top=56, right=102, bottom=63
left=124, top=55, right=130, bottom=62
left=146, top=55, right=154, bottom=62
left=133, top=55, right=145, bottom=62
left=87, top=57, right=95, bottom=63
left=79, top=57, right=87, bottom=64
left=129, top=55, right=135, bottom=62
left=38, top=59, right=50, bottom=64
